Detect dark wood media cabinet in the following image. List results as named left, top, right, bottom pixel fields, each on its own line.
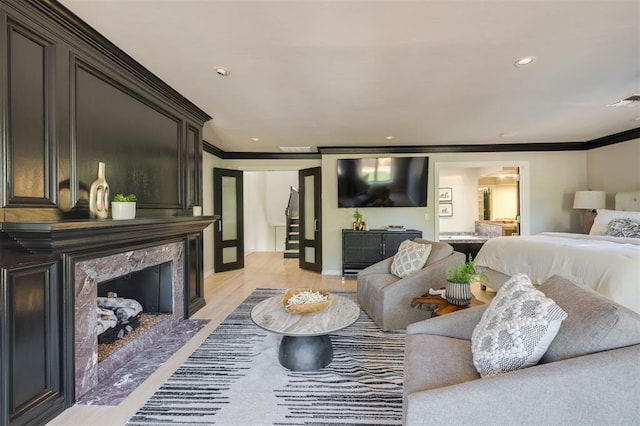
left=342, top=229, right=422, bottom=277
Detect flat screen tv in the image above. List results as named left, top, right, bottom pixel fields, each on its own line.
left=337, top=157, right=429, bottom=207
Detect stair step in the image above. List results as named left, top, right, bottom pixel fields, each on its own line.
left=289, top=231, right=299, bottom=236
left=283, top=249, right=299, bottom=259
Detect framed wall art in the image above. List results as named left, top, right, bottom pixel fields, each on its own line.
left=439, top=203, right=453, bottom=217
left=439, top=187, right=452, bottom=202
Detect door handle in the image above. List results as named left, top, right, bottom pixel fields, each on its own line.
left=217, top=220, right=222, bottom=232
left=314, top=219, right=319, bottom=231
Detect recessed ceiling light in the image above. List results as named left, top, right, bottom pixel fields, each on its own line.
left=385, top=136, right=395, bottom=140
left=633, top=117, right=640, bottom=122
left=499, top=132, right=517, bottom=138
left=250, top=137, right=260, bottom=142
left=214, top=66, right=230, bottom=77
left=514, top=56, right=535, bottom=67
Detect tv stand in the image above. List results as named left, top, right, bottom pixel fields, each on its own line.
left=341, top=229, right=422, bottom=277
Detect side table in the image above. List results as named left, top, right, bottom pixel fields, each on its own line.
left=411, top=290, right=483, bottom=317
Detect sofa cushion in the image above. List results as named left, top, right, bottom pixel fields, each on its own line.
left=404, top=334, right=479, bottom=397
left=538, top=275, right=640, bottom=363
left=390, top=240, right=432, bottom=278
left=413, top=238, right=453, bottom=265
left=471, top=274, right=568, bottom=377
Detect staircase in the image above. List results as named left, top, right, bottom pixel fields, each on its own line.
left=283, top=187, right=299, bottom=259
left=283, top=217, right=299, bottom=259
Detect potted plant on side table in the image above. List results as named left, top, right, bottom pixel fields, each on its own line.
left=111, top=193, right=137, bottom=220
left=445, top=255, right=484, bottom=306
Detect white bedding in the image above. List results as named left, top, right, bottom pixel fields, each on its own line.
left=475, top=232, right=640, bottom=312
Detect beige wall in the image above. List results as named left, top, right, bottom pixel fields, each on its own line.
left=321, top=150, right=587, bottom=275
left=438, top=168, right=480, bottom=233
left=586, top=138, right=640, bottom=208
left=205, top=148, right=599, bottom=276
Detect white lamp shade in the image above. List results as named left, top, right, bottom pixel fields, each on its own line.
left=573, top=190, right=606, bottom=210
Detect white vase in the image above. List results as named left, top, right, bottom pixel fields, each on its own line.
left=111, top=202, right=136, bottom=220
left=445, top=281, right=472, bottom=306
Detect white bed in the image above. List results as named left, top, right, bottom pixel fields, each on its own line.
left=475, top=191, right=640, bottom=313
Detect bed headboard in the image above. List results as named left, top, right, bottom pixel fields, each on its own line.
left=615, top=191, right=640, bottom=211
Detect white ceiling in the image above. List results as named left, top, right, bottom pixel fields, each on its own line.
left=59, top=0, right=640, bottom=153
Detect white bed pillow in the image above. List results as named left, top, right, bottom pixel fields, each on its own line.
left=390, top=240, right=432, bottom=278
left=590, top=209, right=640, bottom=235
left=471, top=274, right=568, bottom=378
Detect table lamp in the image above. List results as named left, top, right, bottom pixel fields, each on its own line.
left=573, top=190, right=606, bottom=233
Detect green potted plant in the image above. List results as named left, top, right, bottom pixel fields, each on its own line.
left=111, top=193, right=137, bottom=220
left=445, top=255, right=484, bottom=305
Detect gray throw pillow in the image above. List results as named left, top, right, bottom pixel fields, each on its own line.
left=390, top=240, right=432, bottom=278
left=605, top=218, right=640, bottom=238
left=471, top=274, right=567, bottom=377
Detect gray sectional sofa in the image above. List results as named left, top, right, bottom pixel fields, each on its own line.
left=403, top=275, right=640, bottom=425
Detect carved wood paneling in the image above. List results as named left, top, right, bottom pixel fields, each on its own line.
left=72, top=58, right=183, bottom=209
left=1, top=259, right=65, bottom=425
left=5, top=19, right=57, bottom=207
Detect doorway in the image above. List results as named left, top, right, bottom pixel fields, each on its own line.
left=212, top=167, right=322, bottom=273
left=435, top=161, right=529, bottom=238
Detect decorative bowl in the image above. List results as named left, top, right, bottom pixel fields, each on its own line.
left=282, top=288, right=332, bottom=315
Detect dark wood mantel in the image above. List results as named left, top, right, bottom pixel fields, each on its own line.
left=0, top=215, right=218, bottom=254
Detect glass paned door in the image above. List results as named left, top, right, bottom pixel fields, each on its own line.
left=213, top=168, right=244, bottom=272
left=299, top=167, right=322, bottom=272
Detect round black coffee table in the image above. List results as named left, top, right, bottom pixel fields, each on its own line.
left=250, top=293, right=360, bottom=371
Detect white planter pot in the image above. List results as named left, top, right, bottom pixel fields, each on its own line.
left=445, top=281, right=472, bottom=306
left=111, top=202, right=136, bottom=220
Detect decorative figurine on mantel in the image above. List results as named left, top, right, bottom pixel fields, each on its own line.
left=352, top=208, right=366, bottom=231
left=89, top=161, right=109, bottom=219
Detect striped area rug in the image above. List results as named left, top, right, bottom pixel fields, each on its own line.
left=127, top=288, right=405, bottom=425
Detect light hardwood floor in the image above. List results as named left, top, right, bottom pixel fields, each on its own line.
left=49, top=252, right=492, bottom=426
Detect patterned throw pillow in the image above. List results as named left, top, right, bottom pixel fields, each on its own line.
left=605, top=218, right=640, bottom=238
left=390, top=240, right=432, bottom=278
left=590, top=209, right=640, bottom=235
left=471, top=274, right=568, bottom=378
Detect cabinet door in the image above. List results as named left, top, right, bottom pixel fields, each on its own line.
left=342, top=231, right=382, bottom=264
left=382, top=232, right=421, bottom=258
left=1, top=260, right=65, bottom=426
left=186, top=234, right=205, bottom=317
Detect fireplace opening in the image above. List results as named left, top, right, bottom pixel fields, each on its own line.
left=96, top=262, right=173, bottom=362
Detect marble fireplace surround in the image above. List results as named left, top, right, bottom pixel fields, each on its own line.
left=73, top=241, right=184, bottom=400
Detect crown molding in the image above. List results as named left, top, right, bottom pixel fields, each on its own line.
left=316, top=142, right=589, bottom=155
left=203, top=141, right=225, bottom=158
left=204, top=128, right=639, bottom=158
left=586, top=127, right=640, bottom=150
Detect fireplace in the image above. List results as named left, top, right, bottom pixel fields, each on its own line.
left=73, top=241, right=185, bottom=400
left=0, top=216, right=217, bottom=405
